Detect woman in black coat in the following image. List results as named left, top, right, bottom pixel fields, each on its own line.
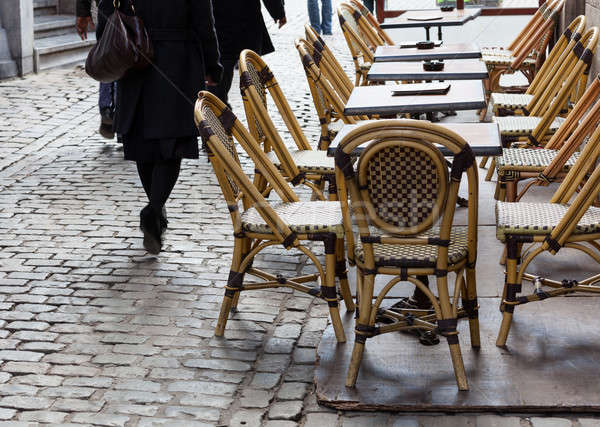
left=211, top=0, right=285, bottom=105
left=97, top=0, right=222, bottom=254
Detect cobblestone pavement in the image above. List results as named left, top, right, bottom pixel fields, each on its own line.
left=1, top=1, right=600, bottom=426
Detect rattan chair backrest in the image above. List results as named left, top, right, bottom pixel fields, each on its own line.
left=304, top=25, right=354, bottom=100
left=526, top=15, right=586, bottom=97
left=337, top=4, right=374, bottom=85
left=195, top=91, right=301, bottom=247
left=509, top=0, right=564, bottom=55
left=341, top=1, right=386, bottom=49
left=527, top=28, right=599, bottom=145
left=296, top=38, right=360, bottom=127
left=543, top=124, right=600, bottom=252
left=334, top=120, right=478, bottom=267
left=239, top=50, right=313, bottom=181
left=347, top=0, right=394, bottom=45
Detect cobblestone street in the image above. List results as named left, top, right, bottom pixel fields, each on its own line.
left=1, top=1, right=600, bottom=426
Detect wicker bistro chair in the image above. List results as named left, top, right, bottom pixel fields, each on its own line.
left=489, top=27, right=599, bottom=158
left=239, top=50, right=339, bottom=200
left=334, top=120, right=480, bottom=390
left=480, top=25, right=598, bottom=178
left=301, top=28, right=370, bottom=150
left=495, top=75, right=600, bottom=202
left=347, top=0, right=395, bottom=46
left=194, top=91, right=355, bottom=342
left=482, top=0, right=565, bottom=94
left=338, top=4, right=375, bottom=86
left=495, top=123, right=600, bottom=348
left=490, top=16, right=587, bottom=117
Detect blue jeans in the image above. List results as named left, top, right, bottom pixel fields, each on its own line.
left=307, top=0, right=332, bottom=35
left=363, top=0, right=374, bottom=12
left=99, top=81, right=116, bottom=113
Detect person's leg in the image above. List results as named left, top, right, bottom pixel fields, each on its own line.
left=98, top=82, right=115, bottom=139
left=321, top=0, right=333, bottom=34
left=363, top=0, right=374, bottom=12
left=207, top=59, right=236, bottom=108
left=136, top=161, right=153, bottom=202
left=149, top=159, right=182, bottom=216
left=307, top=0, right=322, bottom=34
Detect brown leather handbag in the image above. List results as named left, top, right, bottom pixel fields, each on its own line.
left=85, top=0, right=153, bottom=83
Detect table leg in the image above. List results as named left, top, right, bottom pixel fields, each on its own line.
left=438, top=25, right=443, bottom=41
left=425, top=27, right=431, bottom=41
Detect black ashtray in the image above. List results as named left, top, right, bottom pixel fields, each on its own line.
left=441, top=6, right=455, bottom=11
left=423, top=60, right=444, bottom=71
left=416, top=41, right=435, bottom=50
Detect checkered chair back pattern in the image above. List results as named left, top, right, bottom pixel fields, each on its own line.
left=358, top=142, right=447, bottom=233
left=194, top=91, right=300, bottom=245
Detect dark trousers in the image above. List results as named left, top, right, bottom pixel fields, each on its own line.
left=363, top=0, right=374, bottom=12
left=136, top=159, right=182, bottom=215
left=207, top=58, right=237, bottom=107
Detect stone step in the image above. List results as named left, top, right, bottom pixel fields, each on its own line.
left=34, top=14, right=77, bottom=39
left=33, top=32, right=96, bottom=72
left=34, top=0, right=58, bottom=16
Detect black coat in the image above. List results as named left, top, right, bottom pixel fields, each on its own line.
left=213, top=0, right=285, bottom=61
left=96, top=0, right=222, bottom=139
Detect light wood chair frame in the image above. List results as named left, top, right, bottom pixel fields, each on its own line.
left=491, top=15, right=587, bottom=117
left=484, top=28, right=599, bottom=181
left=334, top=120, right=480, bottom=391
left=337, top=4, right=375, bottom=86
left=347, top=0, right=394, bottom=45
left=239, top=49, right=337, bottom=200
left=496, top=75, right=600, bottom=202
left=194, top=91, right=355, bottom=342
left=496, top=124, right=600, bottom=347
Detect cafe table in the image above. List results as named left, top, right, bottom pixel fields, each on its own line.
left=343, top=80, right=486, bottom=116
left=326, top=121, right=502, bottom=158
left=374, top=43, right=481, bottom=62
left=380, top=8, right=482, bottom=41
left=367, top=59, right=489, bottom=82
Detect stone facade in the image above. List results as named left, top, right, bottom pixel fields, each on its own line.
left=0, top=0, right=33, bottom=79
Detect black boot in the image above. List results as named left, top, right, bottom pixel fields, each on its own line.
left=140, top=205, right=162, bottom=254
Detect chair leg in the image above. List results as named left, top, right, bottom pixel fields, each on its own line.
left=496, top=239, right=520, bottom=347
left=215, top=236, right=246, bottom=336
left=464, top=268, right=480, bottom=348
left=336, top=238, right=355, bottom=312
left=437, top=275, right=468, bottom=391
left=506, top=181, right=518, bottom=202
left=327, top=175, right=338, bottom=201
left=485, top=158, right=496, bottom=181
left=479, top=156, right=489, bottom=169
left=324, top=239, right=346, bottom=343
left=346, top=271, right=375, bottom=388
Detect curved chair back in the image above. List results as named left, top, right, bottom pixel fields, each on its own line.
left=348, top=0, right=394, bottom=45
left=337, top=4, right=374, bottom=86
left=527, top=15, right=586, bottom=97
left=334, top=120, right=478, bottom=268
left=194, top=91, right=300, bottom=247
left=296, top=38, right=362, bottom=129
left=239, top=50, right=313, bottom=182
left=527, top=27, right=599, bottom=145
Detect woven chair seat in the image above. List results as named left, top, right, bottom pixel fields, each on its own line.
left=496, top=202, right=600, bottom=241
left=482, top=54, right=536, bottom=67
left=494, top=116, right=565, bottom=136
left=328, top=120, right=345, bottom=136
left=266, top=150, right=335, bottom=174
left=242, top=201, right=344, bottom=238
left=481, top=47, right=514, bottom=57
left=354, top=226, right=468, bottom=268
left=496, top=148, right=580, bottom=172
left=491, top=93, right=534, bottom=110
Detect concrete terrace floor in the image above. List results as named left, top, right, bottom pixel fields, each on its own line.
left=1, top=1, right=599, bottom=426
